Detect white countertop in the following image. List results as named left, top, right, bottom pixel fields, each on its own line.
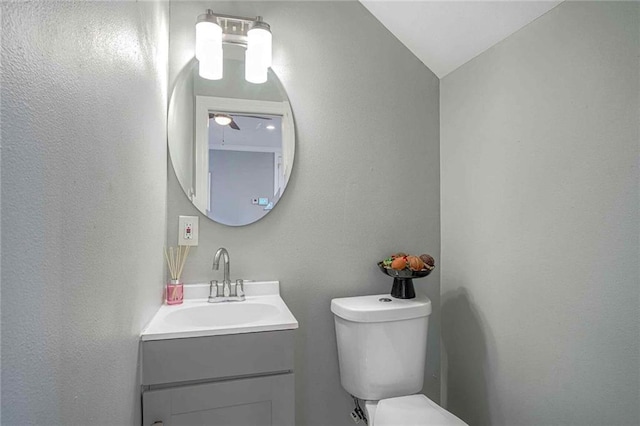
left=141, top=281, right=298, bottom=341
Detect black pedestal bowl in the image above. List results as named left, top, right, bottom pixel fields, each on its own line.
left=377, top=262, right=433, bottom=299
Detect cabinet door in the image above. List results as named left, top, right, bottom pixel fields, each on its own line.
left=142, top=373, right=294, bottom=426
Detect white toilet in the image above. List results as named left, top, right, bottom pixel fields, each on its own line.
left=331, top=293, right=467, bottom=426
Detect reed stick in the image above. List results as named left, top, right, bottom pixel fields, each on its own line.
left=163, top=247, right=172, bottom=277
left=170, top=247, right=175, bottom=279
left=177, top=245, right=190, bottom=280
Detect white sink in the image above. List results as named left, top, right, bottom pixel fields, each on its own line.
left=164, top=303, right=281, bottom=328
left=141, top=281, right=298, bottom=341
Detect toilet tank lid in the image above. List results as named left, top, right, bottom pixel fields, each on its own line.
left=331, top=293, right=431, bottom=323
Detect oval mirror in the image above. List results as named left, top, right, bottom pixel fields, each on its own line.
left=168, top=50, right=295, bottom=226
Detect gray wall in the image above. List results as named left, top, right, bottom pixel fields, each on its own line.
left=167, top=2, right=440, bottom=425
left=210, top=150, right=274, bottom=226
left=1, top=2, right=169, bottom=424
left=440, top=2, right=639, bottom=425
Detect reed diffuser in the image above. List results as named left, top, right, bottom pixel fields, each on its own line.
left=164, top=245, right=190, bottom=305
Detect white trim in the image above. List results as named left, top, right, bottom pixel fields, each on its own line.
left=197, top=96, right=289, bottom=116
left=281, top=101, right=295, bottom=186
left=210, top=144, right=282, bottom=154
left=193, top=98, right=210, bottom=213
left=207, top=171, right=212, bottom=213
left=274, top=154, right=283, bottom=197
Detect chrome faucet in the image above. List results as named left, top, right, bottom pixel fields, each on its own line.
left=209, top=247, right=245, bottom=302
left=213, top=247, right=230, bottom=286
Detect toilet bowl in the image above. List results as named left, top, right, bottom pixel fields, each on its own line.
left=365, top=395, right=466, bottom=426
left=331, top=293, right=467, bottom=426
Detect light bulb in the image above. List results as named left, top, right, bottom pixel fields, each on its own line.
left=248, top=25, right=272, bottom=67
left=195, top=19, right=222, bottom=60
left=214, top=114, right=232, bottom=126
left=195, top=14, right=223, bottom=80
left=199, top=47, right=223, bottom=80
left=245, top=46, right=267, bottom=84
left=245, top=22, right=271, bottom=84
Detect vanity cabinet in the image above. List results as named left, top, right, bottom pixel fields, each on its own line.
left=141, top=330, right=295, bottom=426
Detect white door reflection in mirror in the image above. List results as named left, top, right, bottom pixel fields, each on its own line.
left=194, top=97, right=294, bottom=226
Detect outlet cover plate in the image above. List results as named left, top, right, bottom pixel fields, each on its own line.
left=178, top=215, right=199, bottom=246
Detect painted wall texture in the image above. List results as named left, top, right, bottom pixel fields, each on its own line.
left=1, top=2, right=169, bottom=424
left=166, top=2, right=440, bottom=425
left=440, top=2, right=639, bottom=425
left=209, top=150, right=275, bottom=226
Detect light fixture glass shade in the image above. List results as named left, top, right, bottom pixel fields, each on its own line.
left=195, top=20, right=222, bottom=60
left=245, top=46, right=267, bottom=84
left=247, top=25, right=272, bottom=67
left=199, top=46, right=223, bottom=80
left=214, top=114, right=232, bottom=126
left=245, top=23, right=271, bottom=84
left=195, top=17, right=223, bottom=80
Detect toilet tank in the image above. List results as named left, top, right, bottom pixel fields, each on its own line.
left=331, top=293, right=431, bottom=401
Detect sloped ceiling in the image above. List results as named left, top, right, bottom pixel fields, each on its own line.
left=360, top=0, right=563, bottom=78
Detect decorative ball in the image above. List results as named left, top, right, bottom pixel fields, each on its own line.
left=391, top=257, right=407, bottom=270
left=420, top=254, right=435, bottom=267
left=408, top=256, right=425, bottom=271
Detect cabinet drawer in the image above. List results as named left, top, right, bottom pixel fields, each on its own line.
left=141, top=330, right=294, bottom=385
left=143, top=373, right=294, bottom=426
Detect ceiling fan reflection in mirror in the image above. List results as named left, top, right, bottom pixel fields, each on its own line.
left=209, top=112, right=272, bottom=131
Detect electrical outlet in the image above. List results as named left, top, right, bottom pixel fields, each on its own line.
left=178, top=215, right=199, bottom=246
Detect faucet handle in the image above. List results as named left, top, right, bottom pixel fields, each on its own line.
left=209, top=280, right=218, bottom=302
left=235, top=279, right=245, bottom=298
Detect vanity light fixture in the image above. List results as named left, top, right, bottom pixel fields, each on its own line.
left=195, top=10, right=272, bottom=84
